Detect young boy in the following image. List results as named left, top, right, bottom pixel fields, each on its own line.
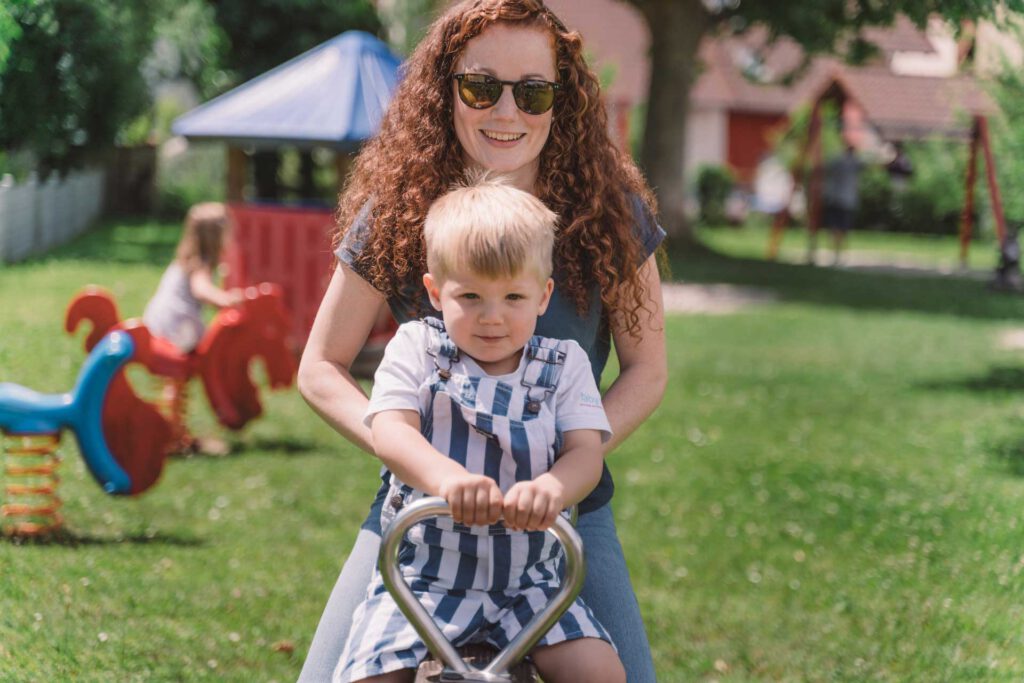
left=335, top=176, right=625, bottom=683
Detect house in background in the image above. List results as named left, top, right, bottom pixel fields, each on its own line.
left=545, top=0, right=1018, bottom=188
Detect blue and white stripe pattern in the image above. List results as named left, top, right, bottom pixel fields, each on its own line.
left=335, top=318, right=611, bottom=682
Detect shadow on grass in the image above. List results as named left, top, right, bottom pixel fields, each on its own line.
left=242, top=437, right=319, bottom=455
left=989, top=438, right=1024, bottom=477
left=38, top=216, right=179, bottom=266
left=668, top=246, right=1024, bottom=321
left=4, top=529, right=205, bottom=547
left=918, top=366, right=1024, bottom=393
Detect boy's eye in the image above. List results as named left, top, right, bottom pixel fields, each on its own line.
left=506, top=293, right=525, bottom=301
left=460, top=293, right=479, bottom=300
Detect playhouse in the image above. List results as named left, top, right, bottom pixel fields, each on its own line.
left=171, top=31, right=402, bottom=349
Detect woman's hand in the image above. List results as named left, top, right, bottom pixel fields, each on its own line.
left=502, top=474, right=565, bottom=531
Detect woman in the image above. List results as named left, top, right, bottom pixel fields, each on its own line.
left=297, top=1, right=667, bottom=680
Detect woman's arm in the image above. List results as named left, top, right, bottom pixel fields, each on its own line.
left=602, top=254, right=667, bottom=454
left=297, top=264, right=389, bottom=454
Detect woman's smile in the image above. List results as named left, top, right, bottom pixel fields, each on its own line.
left=481, top=130, right=526, bottom=145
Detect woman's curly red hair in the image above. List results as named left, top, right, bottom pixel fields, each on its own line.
left=335, top=0, right=658, bottom=336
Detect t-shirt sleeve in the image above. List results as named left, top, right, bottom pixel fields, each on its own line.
left=553, top=342, right=613, bottom=443
left=335, top=201, right=374, bottom=282
left=364, top=321, right=431, bottom=427
left=631, top=194, right=666, bottom=262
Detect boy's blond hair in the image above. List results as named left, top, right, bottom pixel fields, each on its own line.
left=423, top=175, right=557, bottom=282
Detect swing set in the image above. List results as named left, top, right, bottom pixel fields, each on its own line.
left=766, top=74, right=1008, bottom=272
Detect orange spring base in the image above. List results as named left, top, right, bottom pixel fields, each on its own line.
left=155, top=377, right=196, bottom=454
left=2, top=434, right=63, bottom=537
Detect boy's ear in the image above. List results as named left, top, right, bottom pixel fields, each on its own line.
left=537, top=277, right=554, bottom=315
left=423, top=273, right=443, bottom=311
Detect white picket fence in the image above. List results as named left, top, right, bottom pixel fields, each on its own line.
left=0, top=168, right=106, bottom=264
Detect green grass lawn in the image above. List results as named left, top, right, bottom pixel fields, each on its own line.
left=2, top=219, right=1024, bottom=681
left=698, top=220, right=1001, bottom=272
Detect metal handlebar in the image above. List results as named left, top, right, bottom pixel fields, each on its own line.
left=378, top=496, right=585, bottom=679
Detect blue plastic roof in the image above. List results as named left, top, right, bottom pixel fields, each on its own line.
left=171, top=31, right=402, bottom=150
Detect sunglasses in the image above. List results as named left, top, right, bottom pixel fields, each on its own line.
left=453, top=73, right=561, bottom=115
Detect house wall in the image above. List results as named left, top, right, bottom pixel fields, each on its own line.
left=686, top=107, right=728, bottom=179
left=890, top=17, right=958, bottom=77
left=727, top=111, right=788, bottom=184
left=975, top=17, right=1024, bottom=75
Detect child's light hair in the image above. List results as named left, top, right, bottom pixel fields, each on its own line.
left=176, top=202, right=230, bottom=272
left=424, top=174, right=557, bottom=282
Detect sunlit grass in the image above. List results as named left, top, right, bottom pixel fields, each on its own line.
left=697, top=219, right=1001, bottom=272
left=1, top=219, right=1024, bottom=680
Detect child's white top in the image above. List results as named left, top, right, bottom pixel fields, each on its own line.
left=142, top=262, right=204, bottom=352
left=365, top=319, right=611, bottom=445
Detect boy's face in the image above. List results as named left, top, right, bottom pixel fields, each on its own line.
left=423, top=266, right=554, bottom=376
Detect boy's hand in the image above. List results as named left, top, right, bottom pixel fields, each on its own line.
left=438, top=472, right=503, bottom=527
left=503, top=475, right=565, bottom=531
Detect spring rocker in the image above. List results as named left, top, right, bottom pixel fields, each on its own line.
left=65, top=282, right=296, bottom=450
left=380, top=497, right=586, bottom=683
left=0, top=326, right=173, bottom=537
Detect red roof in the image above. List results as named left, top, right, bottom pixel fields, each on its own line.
left=823, top=67, right=995, bottom=139
left=691, top=31, right=836, bottom=114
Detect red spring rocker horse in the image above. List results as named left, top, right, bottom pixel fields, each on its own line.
left=65, top=283, right=296, bottom=449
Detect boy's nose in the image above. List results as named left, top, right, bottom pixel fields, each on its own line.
left=479, top=303, right=502, bottom=323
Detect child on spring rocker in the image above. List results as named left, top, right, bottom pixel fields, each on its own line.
left=335, top=176, right=625, bottom=683
left=143, top=202, right=244, bottom=455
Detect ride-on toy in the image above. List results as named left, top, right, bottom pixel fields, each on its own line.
left=379, top=497, right=586, bottom=683
left=65, top=283, right=295, bottom=450
left=0, top=327, right=173, bottom=536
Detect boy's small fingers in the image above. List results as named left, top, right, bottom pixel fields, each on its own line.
left=503, top=498, right=521, bottom=530
left=463, top=488, right=478, bottom=525
left=488, top=492, right=503, bottom=524
left=448, top=494, right=462, bottom=524
left=528, top=496, right=548, bottom=530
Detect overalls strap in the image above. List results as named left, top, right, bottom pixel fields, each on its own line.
left=520, top=336, right=567, bottom=414
left=422, top=317, right=459, bottom=380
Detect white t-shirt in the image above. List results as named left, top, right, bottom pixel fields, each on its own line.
left=366, top=320, right=612, bottom=442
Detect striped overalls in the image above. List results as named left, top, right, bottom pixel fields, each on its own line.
left=335, top=318, right=611, bottom=682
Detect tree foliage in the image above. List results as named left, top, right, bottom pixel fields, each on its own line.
left=0, top=0, right=160, bottom=175
left=620, top=0, right=1024, bottom=243
left=208, top=0, right=381, bottom=82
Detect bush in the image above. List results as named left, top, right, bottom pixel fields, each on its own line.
left=696, top=164, right=734, bottom=225
left=856, top=165, right=893, bottom=230
left=850, top=139, right=968, bottom=236
left=893, top=139, right=967, bottom=235
left=156, top=140, right=225, bottom=218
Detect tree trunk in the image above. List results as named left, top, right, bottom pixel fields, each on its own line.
left=631, top=0, right=710, bottom=245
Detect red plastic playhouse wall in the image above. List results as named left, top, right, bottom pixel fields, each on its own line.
left=225, top=203, right=335, bottom=348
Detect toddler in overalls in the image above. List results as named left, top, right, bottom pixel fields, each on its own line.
left=335, top=176, right=626, bottom=683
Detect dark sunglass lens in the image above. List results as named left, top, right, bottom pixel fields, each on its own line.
left=459, top=75, right=501, bottom=108
left=514, top=81, right=555, bottom=114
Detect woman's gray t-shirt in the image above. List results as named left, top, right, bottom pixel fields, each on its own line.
left=335, top=197, right=665, bottom=512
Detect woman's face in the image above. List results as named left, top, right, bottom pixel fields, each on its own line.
left=453, top=24, right=557, bottom=192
